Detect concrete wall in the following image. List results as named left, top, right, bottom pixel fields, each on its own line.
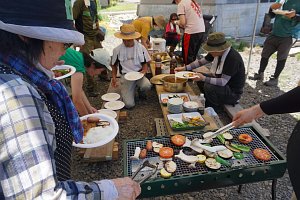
left=137, top=0, right=274, bottom=38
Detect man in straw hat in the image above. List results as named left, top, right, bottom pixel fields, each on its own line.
left=112, top=24, right=152, bottom=108
left=0, top=1, right=140, bottom=199
left=173, top=0, right=206, bottom=65
left=132, top=15, right=166, bottom=49
left=175, top=32, right=245, bottom=107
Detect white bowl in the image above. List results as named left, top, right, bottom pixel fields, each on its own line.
left=183, top=101, right=199, bottom=112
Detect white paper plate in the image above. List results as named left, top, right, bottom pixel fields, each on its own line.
left=104, top=100, right=125, bottom=110
left=52, top=65, right=76, bottom=80
left=272, top=9, right=292, bottom=15
left=124, top=71, right=144, bottom=81
left=176, top=71, right=199, bottom=79
left=101, top=93, right=120, bottom=101
left=98, top=109, right=118, bottom=119
left=73, top=113, right=119, bottom=148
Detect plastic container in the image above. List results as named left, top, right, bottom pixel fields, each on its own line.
left=155, top=55, right=162, bottom=75
left=152, top=38, right=166, bottom=52
left=170, top=56, right=177, bottom=74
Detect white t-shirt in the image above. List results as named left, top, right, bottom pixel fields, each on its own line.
left=112, top=42, right=151, bottom=74
left=177, top=0, right=205, bottom=34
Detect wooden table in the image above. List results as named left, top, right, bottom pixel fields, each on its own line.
left=150, top=63, right=220, bottom=135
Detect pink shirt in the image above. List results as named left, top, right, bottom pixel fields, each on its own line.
left=177, top=0, right=205, bottom=34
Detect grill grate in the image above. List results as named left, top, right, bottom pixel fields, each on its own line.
left=126, top=127, right=280, bottom=178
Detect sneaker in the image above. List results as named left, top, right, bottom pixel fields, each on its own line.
left=249, top=72, right=264, bottom=80
left=264, top=76, right=278, bottom=86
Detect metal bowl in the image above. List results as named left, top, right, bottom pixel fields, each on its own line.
left=161, top=75, right=188, bottom=93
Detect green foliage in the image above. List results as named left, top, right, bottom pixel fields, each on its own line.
left=296, top=53, right=300, bottom=61
left=228, top=39, right=250, bottom=52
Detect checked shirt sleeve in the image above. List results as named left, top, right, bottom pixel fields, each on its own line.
left=0, top=76, right=115, bottom=199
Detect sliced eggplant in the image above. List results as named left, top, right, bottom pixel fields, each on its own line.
left=165, top=161, right=177, bottom=173
left=222, top=132, right=233, bottom=140
left=205, top=158, right=221, bottom=170
left=217, top=149, right=233, bottom=159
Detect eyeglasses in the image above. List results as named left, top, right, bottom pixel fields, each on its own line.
left=63, top=43, right=73, bottom=50
left=171, top=18, right=178, bottom=21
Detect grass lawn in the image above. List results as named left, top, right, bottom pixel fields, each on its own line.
left=99, top=2, right=137, bottom=12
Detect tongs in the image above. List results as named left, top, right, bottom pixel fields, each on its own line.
left=132, top=160, right=158, bottom=184
left=200, top=122, right=235, bottom=143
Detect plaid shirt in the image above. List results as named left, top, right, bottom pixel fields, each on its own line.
left=0, top=73, right=111, bottom=199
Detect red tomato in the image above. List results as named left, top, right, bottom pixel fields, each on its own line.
left=171, top=134, right=186, bottom=146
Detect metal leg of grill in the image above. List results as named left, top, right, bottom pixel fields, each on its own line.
left=272, top=179, right=277, bottom=200
left=238, top=185, right=242, bottom=193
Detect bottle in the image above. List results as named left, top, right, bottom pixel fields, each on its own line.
left=170, top=56, right=177, bottom=74
left=155, top=55, right=162, bottom=75
left=198, top=93, right=206, bottom=115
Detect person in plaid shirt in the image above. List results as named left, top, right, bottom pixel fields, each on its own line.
left=0, top=0, right=140, bottom=199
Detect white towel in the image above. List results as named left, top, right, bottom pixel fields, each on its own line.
left=209, top=47, right=231, bottom=75
left=170, top=23, right=181, bottom=34
left=118, top=40, right=145, bottom=65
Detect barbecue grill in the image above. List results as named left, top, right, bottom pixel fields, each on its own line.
left=123, top=126, right=286, bottom=199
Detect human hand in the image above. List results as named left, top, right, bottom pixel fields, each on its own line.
left=174, top=65, right=186, bottom=72
left=112, top=177, right=141, bottom=200
left=232, top=105, right=265, bottom=127
left=270, top=2, right=282, bottom=10
left=285, top=9, right=296, bottom=18
left=112, top=78, right=118, bottom=88
left=90, top=107, right=98, bottom=113
left=191, top=73, right=205, bottom=82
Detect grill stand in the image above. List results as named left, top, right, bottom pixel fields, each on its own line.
left=238, top=179, right=277, bottom=200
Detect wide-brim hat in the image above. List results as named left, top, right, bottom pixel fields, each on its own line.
left=202, top=32, right=231, bottom=52
left=114, top=24, right=141, bottom=40
left=0, top=0, right=84, bottom=45
left=90, top=48, right=112, bottom=71
left=153, top=16, right=166, bottom=29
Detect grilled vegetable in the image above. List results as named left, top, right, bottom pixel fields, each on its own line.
left=215, top=156, right=231, bottom=167
left=160, top=168, right=172, bottom=178
left=152, top=142, right=163, bottom=153
left=217, top=134, right=225, bottom=144
left=139, top=149, right=147, bottom=159
left=159, top=147, right=174, bottom=159
left=217, top=149, right=233, bottom=159
left=253, top=148, right=271, bottom=161
left=171, top=134, right=186, bottom=146
left=96, top=121, right=110, bottom=127
left=175, top=150, right=198, bottom=164
left=205, top=158, right=221, bottom=170
left=222, top=132, right=233, bottom=140
left=231, top=143, right=251, bottom=152
left=197, top=154, right=207, bottom=163
left=165, top=161, right=177, bottom=173
left=146, top=140, right=152, bottom=151
left=238, top=134, right=253, bottom=144
left=233, top=152, right=244, bottom=159
left=130, top=147, right=141, bottom=160
left=225, top=141, right=241, bottom=153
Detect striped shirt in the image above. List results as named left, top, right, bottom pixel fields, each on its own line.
left=0, top=68, right=116, bottom=199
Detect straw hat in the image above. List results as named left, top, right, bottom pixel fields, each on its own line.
left=0, top=0, right=84, bottom=45
left=202, top=32, right=231, bottom=52
left=114, top=24, right=141, bottom=40
left=153, top=16, right=166, bottom=29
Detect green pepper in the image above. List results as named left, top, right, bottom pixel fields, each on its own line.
left=217, top=134, right=225, bottom=144
left=233, top=152, right=244, bottom=159
left=231, top=143, right=251, bottom=152
left=215, top=156, right=231, bottom=167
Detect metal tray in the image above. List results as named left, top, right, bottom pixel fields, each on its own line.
left=167, top=112, right=206, bottom=131
left=123, top=126, right=286, bottom=198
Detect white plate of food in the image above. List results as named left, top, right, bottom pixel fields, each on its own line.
left=124, top=71, right=144, bottom=81
left=160, top=93, right=190, bottom=105
left=272, top=9, right=292, bottom=15
left=101, top=93, right=120, bottom=101
left=73, top=113, right=119, bottom=148
left=167, top=112, right=206, bottom=130
left=98, top=109, right=118, bottom=119
left=52, top=65, right=76, bottom=80
left=104, top=100, right=125, bottom=110
left=175, top=71, right=199, bottom=79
